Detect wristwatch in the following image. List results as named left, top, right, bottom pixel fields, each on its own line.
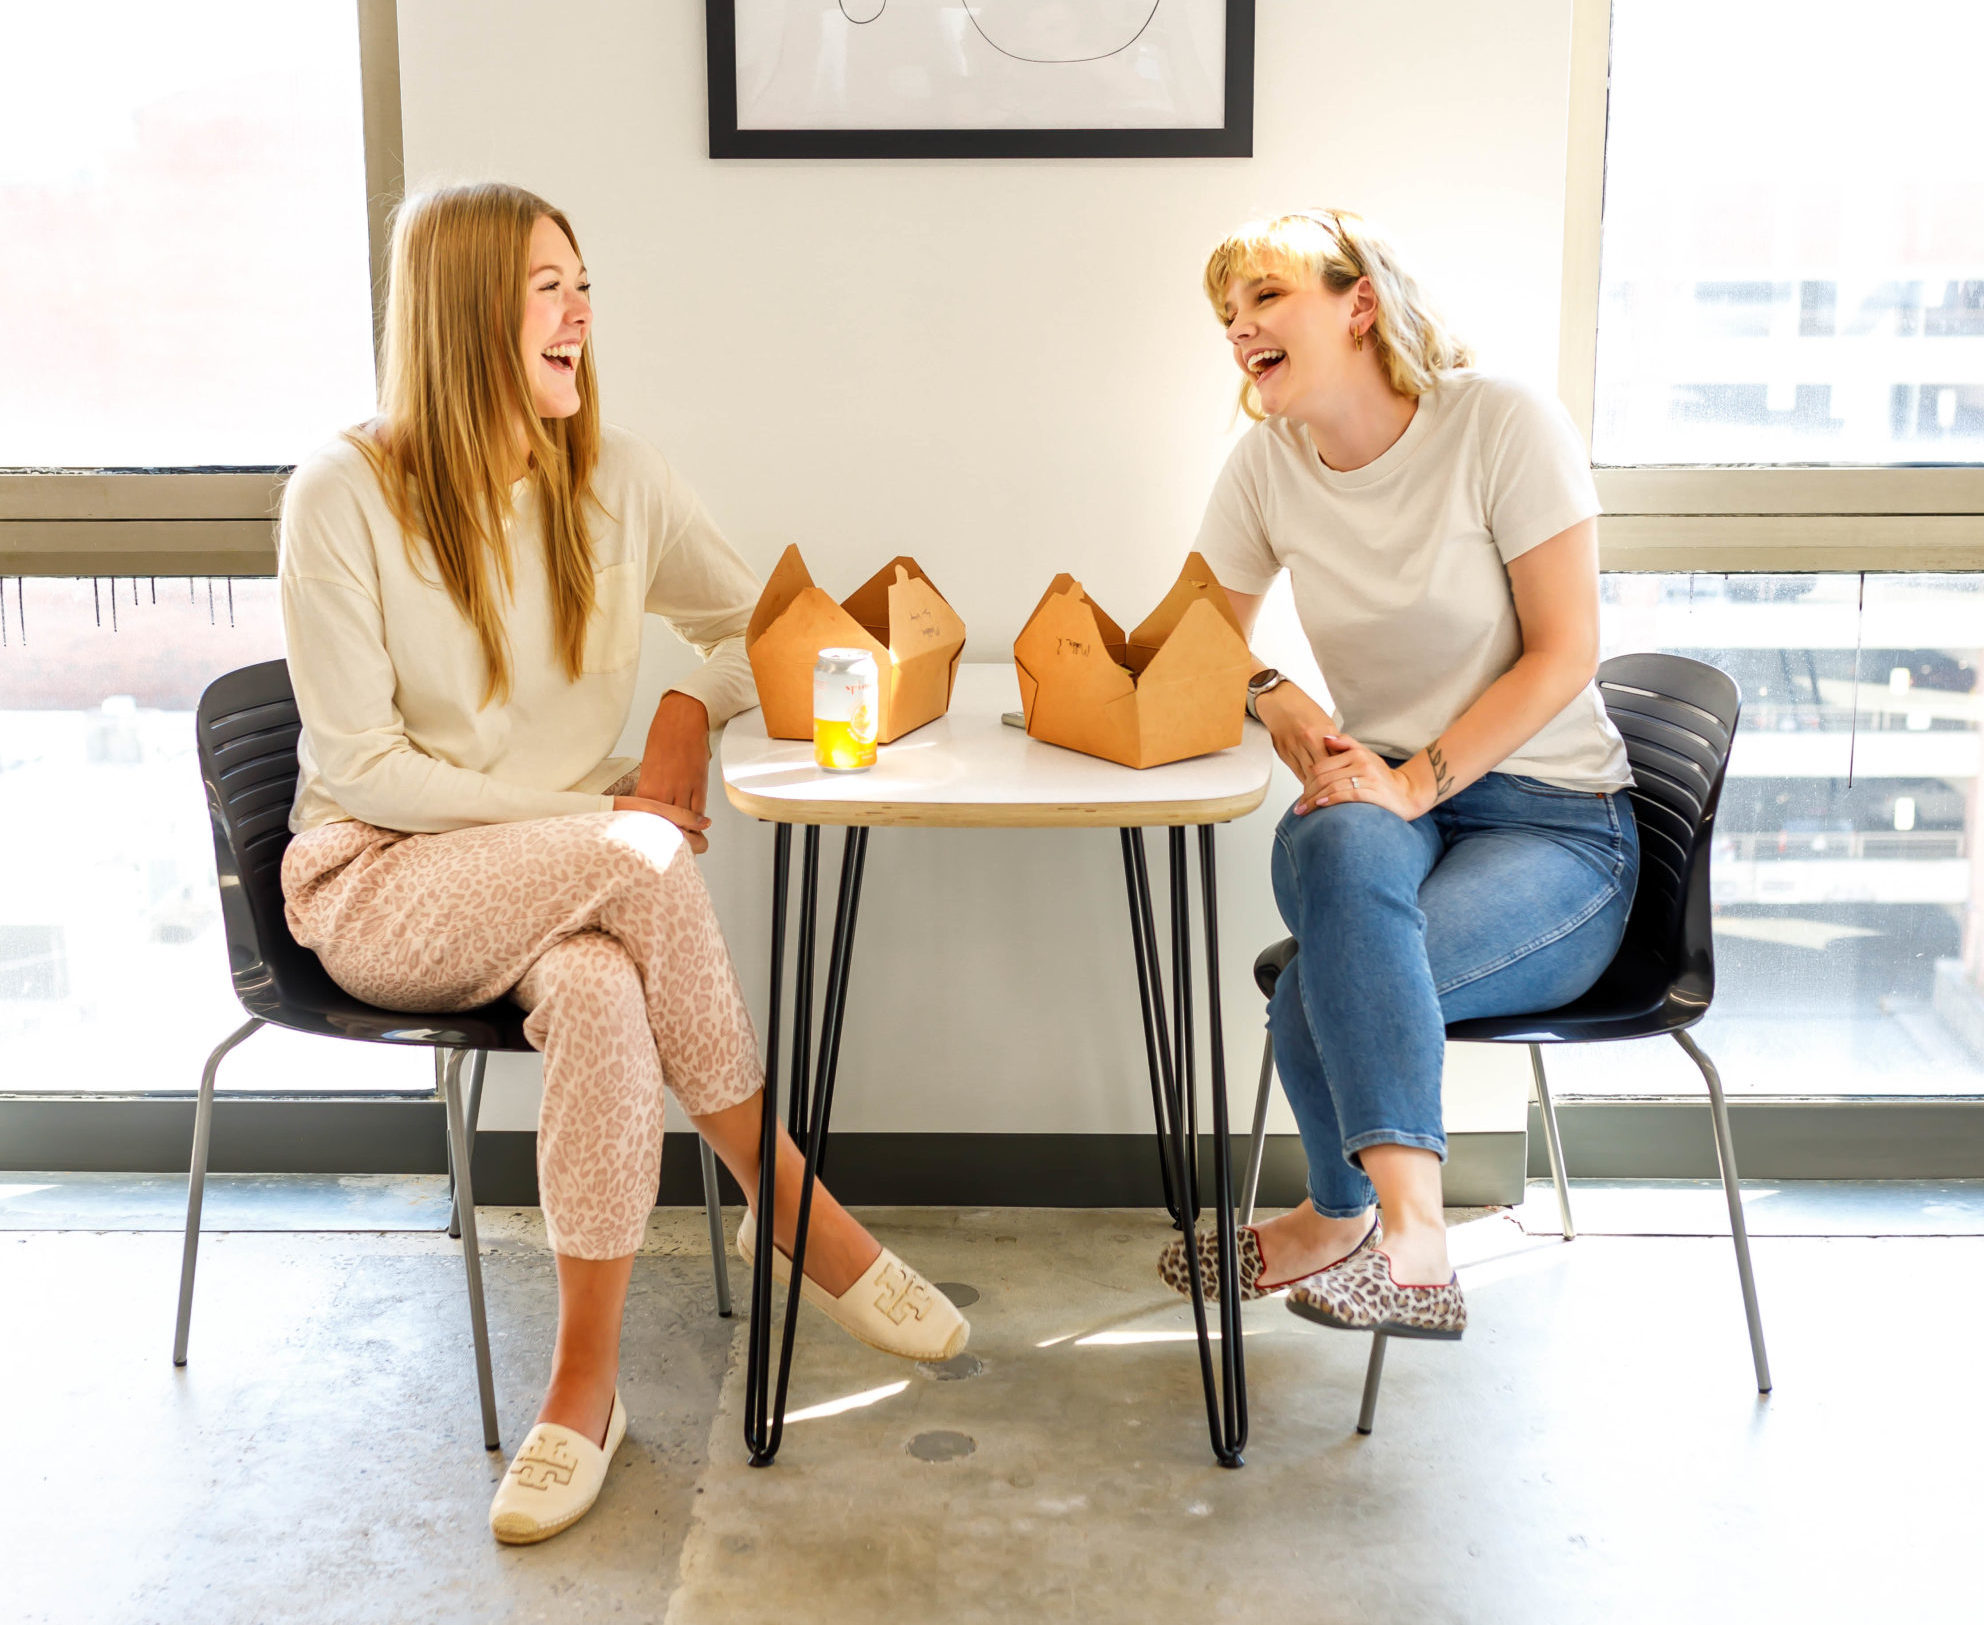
left=1246, top=667, right=1288, bottom=722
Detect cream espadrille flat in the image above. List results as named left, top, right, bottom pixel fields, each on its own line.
left=489, top=1391, right=628, bottom=1546
left=738, top=1217, right=969, bottom=1362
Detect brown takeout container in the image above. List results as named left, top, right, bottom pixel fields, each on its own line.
left=746, top=545, right=967, bottom=743
left=1012, top=552, right=1253, bottom=770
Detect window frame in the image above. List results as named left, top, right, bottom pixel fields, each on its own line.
left=1559, top=0, right=1984, bottom=573
left=0, top=0, right=401, bottom=579
left=7, top=0, right=1980, bottom=1178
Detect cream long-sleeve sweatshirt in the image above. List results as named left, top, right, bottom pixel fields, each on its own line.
left=280, top=424, right=761, bottom=835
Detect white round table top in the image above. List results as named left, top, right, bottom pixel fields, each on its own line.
left=719, top=662, right=1276, bottom=828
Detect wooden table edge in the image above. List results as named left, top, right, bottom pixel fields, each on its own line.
left=720, top=782, right=1272, bottom=829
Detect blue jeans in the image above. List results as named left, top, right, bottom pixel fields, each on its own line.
left=1268, top=770, right=1639, bottom=1217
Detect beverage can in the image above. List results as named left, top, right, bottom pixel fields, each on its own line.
left=813, top=648, right=879, bottom=772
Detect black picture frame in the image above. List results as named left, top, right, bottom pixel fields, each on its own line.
left=706, top=1, right=1254, bottom=160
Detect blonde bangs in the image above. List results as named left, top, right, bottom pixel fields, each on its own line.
left=1201, top=214, right=1345, bottom=323
left=1202, top=209, right=1474, bottom=416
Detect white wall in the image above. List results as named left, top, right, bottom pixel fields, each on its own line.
left=397, top=0, right=1573, bottom=1137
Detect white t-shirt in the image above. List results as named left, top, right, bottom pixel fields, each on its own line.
left=280, top=423, right=762, bottom=834
left=1194, top=370, right=1632, bottom=792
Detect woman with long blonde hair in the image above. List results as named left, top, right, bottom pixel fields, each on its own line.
left=1158, top=210, right=1639, bottom=1351
left=278, top=182, right=966, bottom=1544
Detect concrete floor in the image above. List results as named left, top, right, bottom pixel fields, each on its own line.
left=3, top=1189, right=1978, bottom=1624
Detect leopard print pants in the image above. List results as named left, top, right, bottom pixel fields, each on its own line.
left=281, top=797, right=762, bottom=1259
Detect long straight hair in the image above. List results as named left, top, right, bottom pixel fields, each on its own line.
left=349, top=182, right=601, bottom=705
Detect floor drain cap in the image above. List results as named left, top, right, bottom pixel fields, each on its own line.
left=906, top=1430, right=976, bottom=1463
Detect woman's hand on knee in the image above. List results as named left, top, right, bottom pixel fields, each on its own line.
left=612, top=795, right=711, bottom=855
left=1294, top=733, right=1427, bottom=821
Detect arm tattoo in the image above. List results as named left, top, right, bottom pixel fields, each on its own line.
left=1427, top=740, right=1457, bottom=802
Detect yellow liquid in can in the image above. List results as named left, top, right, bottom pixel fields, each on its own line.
left=814, top=715, right=877, bottom=772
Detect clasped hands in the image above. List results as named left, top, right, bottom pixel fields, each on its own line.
left=618, top=681, right=1437, bottom=853
left=1254, top=682, right=1436, bottom=821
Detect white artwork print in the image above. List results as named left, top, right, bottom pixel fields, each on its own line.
left=733, top=1, right=1228, bottom=131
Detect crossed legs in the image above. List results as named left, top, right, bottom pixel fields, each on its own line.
left=283, top=809, right=892, bottom=1449
left=542, top=1089, right=881, bottom=1446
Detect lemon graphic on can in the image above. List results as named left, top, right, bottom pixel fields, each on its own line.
left=813, top=648, right=880, bottom=772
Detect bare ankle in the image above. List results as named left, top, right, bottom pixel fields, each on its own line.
left=1274, top=1202, right=1371, bottom=1240
left=1256, top=1203, right=1374, bottom=1280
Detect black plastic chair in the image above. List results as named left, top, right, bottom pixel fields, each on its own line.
left=173, top=659, right=732, bottom=1452
left=1243, top=652, right=1770, bottom=1433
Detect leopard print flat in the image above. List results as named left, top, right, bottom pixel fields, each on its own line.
left=1284, top=1246, right=1466, bottom=1340
left=1157, top=1215, right=1380, bottom=1304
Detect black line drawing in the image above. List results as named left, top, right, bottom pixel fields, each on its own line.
left=834, top=1, right=1165, bottom=65
left=962, top=1, right=1163, bottom=65
left=708, top=0, right=1253, bottom=159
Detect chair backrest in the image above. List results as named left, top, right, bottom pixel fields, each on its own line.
left=194, top=659, right=327, bottom=1016
left=1596, top=651, right=1742, bottom=1006
left=194, top=659, right=534, bottom=1050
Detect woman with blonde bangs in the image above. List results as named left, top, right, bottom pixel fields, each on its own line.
left=1159, top=210, right=1639, bottom=1349
left=278, top=182, right=966, bottom=1545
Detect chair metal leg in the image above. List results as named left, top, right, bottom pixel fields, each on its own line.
left=439, top=1049, right=456, bottom=1227
left=1673, top=1029, right=1772, bottom=1394
left=1529, top=1043, right=1576, bottom=1241
left=466, top=1049, right=487, bottom=1139
left=1356, top=1333, right=1388, bottom=1435
left=700, top=1135, right=732, bottom=1318
left=173, top=1017, right=264, bottom=1365
left=448, top=1049, right=488, bottom=1242
left=442, top=1048, right=502, bottom=1449
left=1240, top=1031, right=1274, bottom=1227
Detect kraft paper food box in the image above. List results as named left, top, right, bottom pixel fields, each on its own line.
left=746, top=545, right=967, bottom=744
left=1011, top=552, right=1252, bottom=769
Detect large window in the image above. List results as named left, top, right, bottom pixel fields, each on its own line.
left=0, top=579, right=427, bottom=1095
left=0, top=2, right=404, bottom=1107
left=1562, top=0, right=1984, bottom=582
left=1558, top=0, right=1984, bottom=1113
left=1564, top=574, right=1984, bottom=1098
left=1591, top=0, right=1984, bottom=468
left=0, top=1, right=379, bottom=471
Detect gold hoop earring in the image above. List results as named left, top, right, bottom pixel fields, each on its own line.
left=1351, top=325, right=1364, bottom=352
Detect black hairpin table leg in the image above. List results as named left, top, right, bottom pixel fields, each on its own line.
left=1121, top=830, right=1183, bottom=1225
left=787, top=826, right=821, bottom=1148
left=1194, top=822, right=1247, bottom=1464
left=1127, top=822, right=1247, bottom=1467
left=745, top=825, right=871, bottom=1468
left=742, top=824, right=791, bottom=1465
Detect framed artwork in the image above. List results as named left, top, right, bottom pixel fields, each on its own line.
left=706, top=1, right=1254, bottom=159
